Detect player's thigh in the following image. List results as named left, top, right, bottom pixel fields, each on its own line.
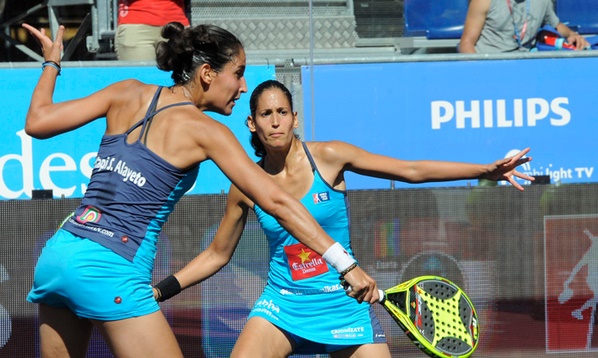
left=38, top=304, right=93, bottom=358
left=93, top=310, right=183, bottom=358
left=231, top=317, right=294, bottom=358
left=331, top=342, right=392, bottom=358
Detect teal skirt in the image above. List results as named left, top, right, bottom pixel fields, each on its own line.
left=27, top=229, right=159, bottom=320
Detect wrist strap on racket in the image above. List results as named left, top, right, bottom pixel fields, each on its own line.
left=322, top=242, right=356, bottom=273
left=154, top=275, right=181, bottom=302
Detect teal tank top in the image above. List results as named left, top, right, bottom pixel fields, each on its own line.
left=253, top=142, right=355, bottom=294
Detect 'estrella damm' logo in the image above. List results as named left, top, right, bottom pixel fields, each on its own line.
left=284, top=243, right=329, bottom=281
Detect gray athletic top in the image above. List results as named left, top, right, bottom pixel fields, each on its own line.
left=475, top=0, right=560, bottom=53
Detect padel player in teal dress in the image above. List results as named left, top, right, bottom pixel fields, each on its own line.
left=155, top=80, right=534, bottom=357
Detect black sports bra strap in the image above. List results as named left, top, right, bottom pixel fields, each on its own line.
left=145, top=86, right=164, bottom=117
left=124, top=87, right=195, bottom=143
left=125, top=86, right=164, bottom=138
left=138, top=86, right=165, bottom=142
left=302, top=142, right=317, bottom=173
left=141, top=102, right=195, bottom=144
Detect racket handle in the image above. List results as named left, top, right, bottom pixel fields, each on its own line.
left=378, top=289, right=386, bottom=303
left=345, top=286, right=387, bottom=303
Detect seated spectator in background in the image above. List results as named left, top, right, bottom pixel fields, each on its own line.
left=116, top=0, right=190, bottom=60
left=459, top=0, right=589, bottom=53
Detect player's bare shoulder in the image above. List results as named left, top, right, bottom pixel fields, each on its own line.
left=104, top=80, right=159, bottom=133
left=182, top=110, right=232, bottom=143
left=106, top=79, right=148, bottom=103
left=307, top=140, right=355, bottom=165
left=170, top=109, right=236, bottom=162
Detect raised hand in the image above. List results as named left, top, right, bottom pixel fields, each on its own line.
left=482, top=147, right=535, bottom=190
left=22, top=23, right=64, bottom=63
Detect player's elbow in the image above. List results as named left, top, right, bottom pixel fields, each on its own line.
left=24, top=124, right=48, bottom=139
left=203, top=247, right=235, bottom=275
left=24, top=112, right=52, bottom=139
left=213, top=254, right=233, bottom=271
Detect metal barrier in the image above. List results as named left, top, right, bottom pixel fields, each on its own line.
left=0, top=0, right=117, bottom=61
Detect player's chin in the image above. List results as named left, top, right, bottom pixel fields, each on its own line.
left=215, top=106, right=234, bottom=116
left=221, top=102, right=237, bottom=116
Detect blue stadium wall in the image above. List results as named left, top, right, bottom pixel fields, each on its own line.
left=1, top=54, right=597, bottom=200
left=1, top=54, right=598, bottom=357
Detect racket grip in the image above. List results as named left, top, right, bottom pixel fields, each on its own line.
left=378, top=289, right=386, bottom=303
left=344, top=286, right=386, bottom=303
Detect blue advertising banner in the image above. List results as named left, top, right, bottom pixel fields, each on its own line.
left=0, top=64, right=275, bottom=200
left=302, top=57, right=598, bottom=189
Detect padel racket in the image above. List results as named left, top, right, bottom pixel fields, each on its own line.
left=378, top=275, right=479, bottom=357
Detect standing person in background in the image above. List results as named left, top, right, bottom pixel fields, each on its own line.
left=116, top=0, right=190, bottom=60
left=22, top=21, right=377, bottom=358
left=154, top=80, right=534, bottom=357
left=459, top=0, right=589, bottom=53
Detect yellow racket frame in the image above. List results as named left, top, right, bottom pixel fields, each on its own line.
left=380, top=275, right=479, bottom=357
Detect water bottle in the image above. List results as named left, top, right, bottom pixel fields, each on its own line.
left=541, top=33, right=576, bottom=50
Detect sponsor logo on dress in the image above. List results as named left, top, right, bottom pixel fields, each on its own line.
left=253, top=299, right=281, bottom=320
left=312, top=191, right=329, bottom=204
left=76, top=205, right=101, bottom=223
left=331, top=326, right=365, bottom=339
left=284, top=243, right=329, bottom=281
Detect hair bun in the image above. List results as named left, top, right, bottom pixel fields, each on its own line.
left=161, top=22, right=185, bottom=40
left=156, top=23, right=243, bottom=85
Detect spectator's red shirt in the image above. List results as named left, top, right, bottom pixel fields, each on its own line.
left=118, top=0, right=190, bottom=27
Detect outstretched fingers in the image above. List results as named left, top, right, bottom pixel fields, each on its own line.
left=507, top=147, right=531, bottom=165
left=22, top=24, right=50, bottom=43
left=507, top=174, right=525, bottom=191
left=513, top=169, right=535, bottom=182
left=497, top=148, right=535, bottom=190
left=22, top=23, right=64, bottom=62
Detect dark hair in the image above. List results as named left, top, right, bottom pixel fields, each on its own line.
left=156, top=22, right=243, bottom=84
left=248, top=80, right=299, bottom=158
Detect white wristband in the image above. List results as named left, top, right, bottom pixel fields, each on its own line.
left=322, top=242, right=356, bottom=273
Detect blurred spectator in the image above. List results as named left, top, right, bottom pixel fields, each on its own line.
left=459, top=0, right=589, bottom=53
left=116, top=0, right=190, bottom=60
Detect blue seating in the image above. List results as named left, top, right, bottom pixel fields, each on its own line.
left=556, top=1, right=598, bottom=35
left=403, top=0, right=469, bottom=39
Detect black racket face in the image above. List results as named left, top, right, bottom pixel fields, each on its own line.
left=384, top=276, right=479, bottom=357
